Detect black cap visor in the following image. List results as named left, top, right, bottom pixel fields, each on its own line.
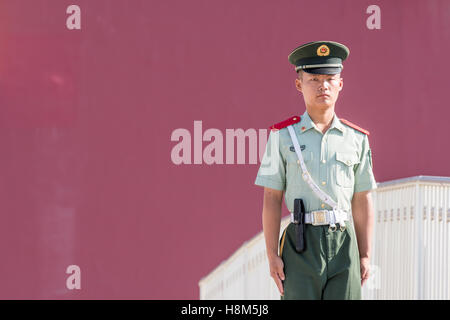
left=301, top=67, right=342, bottom=75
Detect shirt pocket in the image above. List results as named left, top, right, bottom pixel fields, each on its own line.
left=286, top=149, right=313, bottom=184
left=335, top=152, right=360, bottom=188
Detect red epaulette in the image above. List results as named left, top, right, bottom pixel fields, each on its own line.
left=340, top=118, right=370, bottom=135
left=269, top=116, right=301, bottom=131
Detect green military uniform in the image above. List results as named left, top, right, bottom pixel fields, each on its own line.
left=254, top=41, right=377, bottom=300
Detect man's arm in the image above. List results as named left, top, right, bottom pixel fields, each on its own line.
left=262, top=187, right=285, bottom=295
left=351, top=190, right=375, bottom=286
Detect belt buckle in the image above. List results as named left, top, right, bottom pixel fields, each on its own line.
left=312, top=210, right=327, bottom=226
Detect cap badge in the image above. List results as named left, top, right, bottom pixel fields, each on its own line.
left=317, top=44, right=330, bottom=56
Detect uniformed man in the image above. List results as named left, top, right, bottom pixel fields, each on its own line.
left=254, top=41, right=377, bottom=300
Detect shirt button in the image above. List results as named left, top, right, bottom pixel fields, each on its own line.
left=321, top=204, right=325, bottom=208
left=322, top=181, right=326, bottom=185
left=346, top=160, right=351, bottom=165
left=322, top=159, right=326, bottom=164
left=297, top=160, right=300, bottom=165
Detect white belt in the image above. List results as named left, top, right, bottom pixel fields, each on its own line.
left=290, top=209, right=349, bottom=229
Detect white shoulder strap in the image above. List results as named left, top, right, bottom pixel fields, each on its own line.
left=287, top=125, right=338, bottom=209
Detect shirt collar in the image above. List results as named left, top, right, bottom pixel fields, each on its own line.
left=330, top=113, right=346, bottom=133
left=298, top=110, right=345, bottom=134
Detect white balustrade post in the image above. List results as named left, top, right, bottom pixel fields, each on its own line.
left=414, top=182, right=423, bottom=300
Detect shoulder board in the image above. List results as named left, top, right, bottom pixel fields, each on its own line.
left=340, top=118, right=370, bottom=135
left=269, top=115, right=301, bottom=131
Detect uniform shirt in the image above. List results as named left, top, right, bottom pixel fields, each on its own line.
left=254, top=110, right=377, bottom=214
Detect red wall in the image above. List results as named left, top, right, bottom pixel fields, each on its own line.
left=0, top=0, right=449, bottom=299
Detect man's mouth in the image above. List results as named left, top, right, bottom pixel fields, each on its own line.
left=317, top=94, right=330, bottom=97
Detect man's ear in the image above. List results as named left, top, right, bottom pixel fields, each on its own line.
left=295, top=78, right=302, bottom=93
left=338, top=77, right=343, bottom=92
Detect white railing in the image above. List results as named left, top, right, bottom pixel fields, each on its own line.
left=198, top=176, right=450, bottom=300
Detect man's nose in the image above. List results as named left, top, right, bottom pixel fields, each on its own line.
left=319, top=80, right=330, bottom=90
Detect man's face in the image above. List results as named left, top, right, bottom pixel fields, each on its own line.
left=295, top=71, right=343, bottom=110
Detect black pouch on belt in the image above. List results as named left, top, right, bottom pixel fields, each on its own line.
left=293, top=198, right=306, bottom=253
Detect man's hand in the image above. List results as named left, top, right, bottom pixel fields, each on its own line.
left=268, top=255, right=285, bottom=295
left=352, top=190, right=374, bottom=287
left=262, top=187, right=285, bottom=295
left=360, top=257, right=370, bottom=286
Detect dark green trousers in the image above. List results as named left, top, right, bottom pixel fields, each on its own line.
left=279, top=221, right=361, bottom=300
